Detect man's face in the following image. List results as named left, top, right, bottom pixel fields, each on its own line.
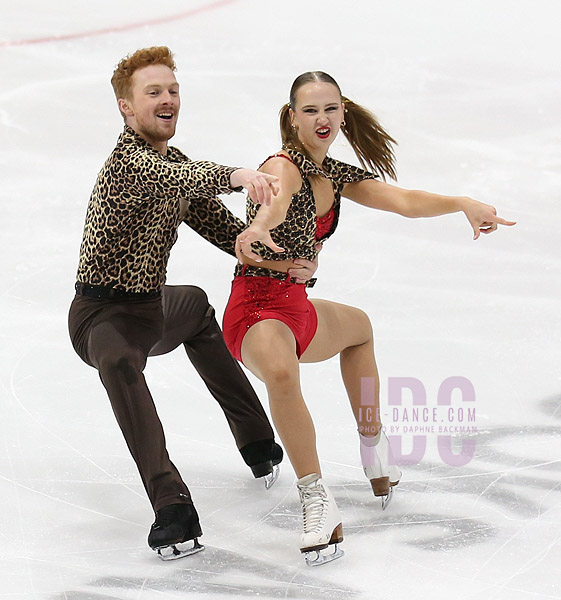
left=119, top=64, right=180, bottom=153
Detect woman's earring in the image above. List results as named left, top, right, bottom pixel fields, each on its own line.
left=291, top=123, right=297, bottom=131
left=341, top=119, right=346, bottom=127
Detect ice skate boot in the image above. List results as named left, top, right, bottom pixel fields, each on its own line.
left=240, top=439, right=283, bottom=489
left=148, top=503, right=204, bottom=560
left=297, top=473, right=344, bottom=566
left=360, top=431, right=401, bottom=509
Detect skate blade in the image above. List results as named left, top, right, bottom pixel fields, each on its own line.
left=263, top=464, right=280, bottom=490
left=381, top=486, right=394, bottom=510
left=156, top=538, right=205, bottom=561
left=303, top=543, right=344, bottom=567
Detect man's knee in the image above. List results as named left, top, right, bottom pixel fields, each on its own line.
left=98, top=348, right=146, bottom=385
left=166, top=285, right=214, bottom=319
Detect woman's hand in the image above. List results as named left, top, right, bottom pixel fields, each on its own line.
left=235, top=222, right=285, bottom=262
left=461, top=197, right=517, bottom=239
left=230, top=169, right=280, bottom=206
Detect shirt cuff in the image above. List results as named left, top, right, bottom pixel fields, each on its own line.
left=226, top=166, right=244, bottom=193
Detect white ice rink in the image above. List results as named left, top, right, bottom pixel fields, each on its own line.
left=1, top=0, right=560, bottom=598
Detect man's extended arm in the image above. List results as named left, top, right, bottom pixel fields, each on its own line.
left=183, top=196, right=245, bottom=257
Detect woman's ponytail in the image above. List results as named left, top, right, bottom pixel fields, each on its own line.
left=341, top=96, right=397, bottom=181
left=279, top=102, right=297, bottom=150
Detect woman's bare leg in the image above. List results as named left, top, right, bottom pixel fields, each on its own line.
left=240, top=298, right=382, bottom=478
left=302, top=299, right=400, bottom=503
left=241, top=319, right=321, bottom=478
left=301, top=299, right=381, bottom=436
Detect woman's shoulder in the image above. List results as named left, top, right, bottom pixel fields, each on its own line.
left=259, top=150, right=303, bottom=180
left=258, top=150, right=296, bottom=169
left=258, top=150, right=304, bottom=196
left=281, top=148, right=330, bottom=179
left=324, top=155, right=378, bottom=184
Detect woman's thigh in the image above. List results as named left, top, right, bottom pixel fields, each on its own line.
left=300, top=299, right=372, bottom=363
left=241, top=318, right=300, bottom=385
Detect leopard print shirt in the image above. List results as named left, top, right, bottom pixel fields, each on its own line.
left=76, top=126, right=245, bottom=293
left=245, top=149, right=377, bottom=263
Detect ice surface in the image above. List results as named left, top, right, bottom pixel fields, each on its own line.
left=1, top=1, right=560, bottom=598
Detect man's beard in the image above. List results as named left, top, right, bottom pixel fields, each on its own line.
left=139, top=119, right=176, bottom=145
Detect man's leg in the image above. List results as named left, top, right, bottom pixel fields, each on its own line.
left=151, top=285, right=282, bottom=473
left=69, top=295, right=192, bottom=512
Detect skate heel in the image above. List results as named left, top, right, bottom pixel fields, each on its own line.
left=360, top=431, right=402, bottom=509
left=300, top=522, right=343, bottom=553
left=250, top=461, right=280, bottom=489
left=148, top=503, right=205, bottom=561
left=301, top=522, right=345, bottom=566
left=329, top=522, right=344, bottom=545
left=240, top=440, right=283, bottom=489
left=250, top=459, right=273, bottom=478
left=370, top=475, right=390, bottom=497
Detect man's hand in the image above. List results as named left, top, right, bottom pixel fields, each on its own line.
left=287, top=242, right=322, bottom=283
left=230, top=169, right=280, bottom=206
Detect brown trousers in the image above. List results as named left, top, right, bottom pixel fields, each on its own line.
left=68, top=285, right=273, bottom=511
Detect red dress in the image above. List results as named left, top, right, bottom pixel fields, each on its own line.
left=223, top=149, right=372, bottom=363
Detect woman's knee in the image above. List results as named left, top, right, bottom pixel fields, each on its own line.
left=263, top=360, right=300, bottom=391
left=336, top=304, right=373, bottom=346
left=252, top=344, right=300, bottom=390
left=242, top=322, right=299, bottom=388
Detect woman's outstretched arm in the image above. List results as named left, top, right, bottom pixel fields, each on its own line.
left=343, top=179, right=516, bottom=239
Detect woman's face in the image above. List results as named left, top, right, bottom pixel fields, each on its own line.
left=290, top=82, right=344, bottom=157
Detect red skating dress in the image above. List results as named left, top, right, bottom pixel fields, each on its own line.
left=223, top=207, right=334, bottom=362
left=222, top=149, right=375, bottom=363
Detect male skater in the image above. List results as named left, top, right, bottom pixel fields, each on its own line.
left=68, top=46, right=317, bottom=560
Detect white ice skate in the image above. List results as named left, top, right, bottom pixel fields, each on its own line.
left=297, top=473, right=344, bottom=566
left=360, top=431, right=401, bottom=509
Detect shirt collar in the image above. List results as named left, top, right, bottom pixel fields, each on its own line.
left=120, top=125, right=180, bottom=159
left=285, top=148, right=337, bottom=179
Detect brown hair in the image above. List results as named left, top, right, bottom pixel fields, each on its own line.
left=110, top=46, right=176, bottom=101
left=280, top=71, right=397, bottom=180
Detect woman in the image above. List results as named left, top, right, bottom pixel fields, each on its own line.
left=223, top=71, right=515, bottom=565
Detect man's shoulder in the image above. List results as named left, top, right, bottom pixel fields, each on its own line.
left=106, top=130, right=157, bottom=169
left=167, top=145, right=190, bottom=163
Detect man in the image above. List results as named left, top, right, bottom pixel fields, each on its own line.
left=68, top=46, right=317, bottom=560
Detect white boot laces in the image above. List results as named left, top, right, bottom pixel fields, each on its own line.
left=299, top=482, right=328, bottom=534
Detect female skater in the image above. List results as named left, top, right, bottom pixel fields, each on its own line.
left=223, top=71, right=515, bottom=565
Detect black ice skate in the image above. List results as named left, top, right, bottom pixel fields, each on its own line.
left=148, top=503, right=204, bottom=561
left=240, top=439, right=283, bottom=489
